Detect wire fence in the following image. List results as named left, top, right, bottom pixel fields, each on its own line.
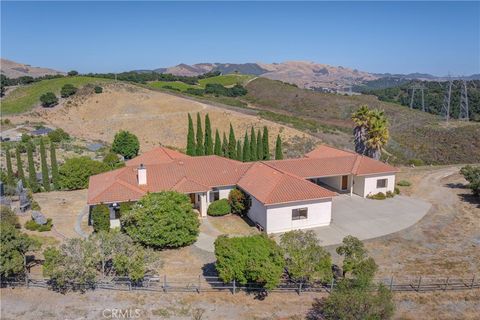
left=1, top=274, right=479, bottom=295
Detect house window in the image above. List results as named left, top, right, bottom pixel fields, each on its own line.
left=377, top=179, right=387, bottom=188
left=210, top=190, right=220, bottom=202
left=292, top=208, right=308, bottom=220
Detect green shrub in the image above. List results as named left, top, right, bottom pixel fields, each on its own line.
left=48, top=128, right=70, bottom=143
left=408, top=159, right=424, bottom=166
left=367, top=192, right=386, bottom=200
left=39, top=92, right=58, bottom=107
left=60, top=84, right=78, bottom=98
left=460, top=165, right=480, bottom=197
left=94, top=86, right=103, bottom=94
left=386, top=191, right=394, bottom=198
left=394, top=187, right=400, bottom=195
left=24, top=218, right=52, bottom=232
left=91, top=204, right=110, bottom=232
left=58, top=157, right=109, bottom=190
left=30, top=200, right=41, bottom=211
left=1, top=205, right=20, bottom=228
left=24, top=219, right=38, bottom=231
left=207, top=199, right=231, bottom=216
left=396, top=180, right=411, bottom=187
left=228, top=188, right=251, bottom=215
left=112, top=130, right=140, bottom=159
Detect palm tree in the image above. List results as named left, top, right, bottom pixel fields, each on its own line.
left=351, top=105, right=389, bottom=160
left=351, top=105, right=370, bottom=156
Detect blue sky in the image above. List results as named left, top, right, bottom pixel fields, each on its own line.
left=1, top=1, right=479, bottom=75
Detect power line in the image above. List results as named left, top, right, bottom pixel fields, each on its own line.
left=459, top=80, right=469, bottom=121
left=442, top=77, right=452, bottom=122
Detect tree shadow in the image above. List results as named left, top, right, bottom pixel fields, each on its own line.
left=445, top=182, right=468, bottom=189
left=444, top=183, right=480, bottom=208
left=306, top=297, right=326, bottom=320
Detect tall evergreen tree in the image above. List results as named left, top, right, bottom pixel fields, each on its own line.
left=214, top=129, right=222, bottom=156
left=204, top=114, right=213, bottom=155
left=195, top=113, right=204, bottom=156
left=39, top=139, right=50, bottom=191
left=242, top=131, right=250, bottom=162
left=27, top=142, right=39, bottom=192
left=275, top=134, right=283, bottom=160
left=262, top=126, right=270, bottom=160
left=236, top=140, right=242, bottom=161
left=250, top=127, right=257, bottom=161
left=186, top=113, right=196, bottom=156
left=5, top=147, right=14, bottom=185
left=15, top=146, right=26, bottom=186
left=256, top=129, right=263, bottom=161
left=222, top=132, right=228, bottom=157
left=50, top=142, right=60, bottom=190
left=228, top=124, right=236, bottom=159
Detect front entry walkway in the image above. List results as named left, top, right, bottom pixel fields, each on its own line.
left=309, top=195, right=431, bottom=246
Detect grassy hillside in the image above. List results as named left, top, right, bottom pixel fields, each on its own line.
left=147, top=74, right=253, bottom=91
left=244, top=78, right=480, bottom=164
left=1, top=76, right=111, bottom=115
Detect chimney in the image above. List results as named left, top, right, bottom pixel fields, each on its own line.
left=137, top=164, right=147, bottom=185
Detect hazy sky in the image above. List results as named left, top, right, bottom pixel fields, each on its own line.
left=1, top=1, right=479, bottom=75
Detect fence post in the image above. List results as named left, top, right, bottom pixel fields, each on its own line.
left=197, top=275, right=201, bottom=293
left=471, top=275, right=475, bottom=289
left=232, top=279, right=236, bottom=295
left=390, top=276, right=393, bottom=291
left=330, top=278, right=335, bottom=293
left=417, top=276, right=422, bottom=292
left=129, top=280, right=132, bottom=291
left=25, top=272, right=29, bottom=288
left=163, top=275, right=167, bottom=293
left=444, top=277, right=449, bottom=291
left=298, top=282, right=302, bottom=295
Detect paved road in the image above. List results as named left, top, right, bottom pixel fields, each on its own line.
left=310, top=194, right=431, bottom=246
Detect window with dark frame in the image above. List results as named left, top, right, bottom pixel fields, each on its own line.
left=292, top=207, right=308, bottom=220
left=210, top=189, right=220, bottom=202
left=377, top=179, right=387, bottom=188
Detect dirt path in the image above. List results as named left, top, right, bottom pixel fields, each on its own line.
left=363, top=166, right=480, bottom=278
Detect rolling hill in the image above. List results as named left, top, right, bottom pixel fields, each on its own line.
left=0, top=58, right=65, bottom=78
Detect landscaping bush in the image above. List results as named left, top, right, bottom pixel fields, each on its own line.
left=396, top=180, right=411, bottom=187
left=386, top=191, right=395, bottom=198
left=408, top=158, right=424, bottom=166
left=24, top=219, right=38, bottom=231
left=228, top=188, right=251, bottom=215
left=91, top=204, right=110, bottom=232
left=39, top=92, right=58, bottom=107
left=367, top=192, right=386, bottom=200
left=121, top=192, right=199, bottom=248
left=214, top=234, right=285, bottom=290
left=60, top=84, right=78, bottom=98
left=207, top=199, right=231, bottom=216
left=460, top=165, right=480, bottom=197
left=48, top=128, right=70, bottom=142
left=394, top=187, right=400, bottom=195
left=94, top=86, right=103, bottom=94
left=112, top=130, right=140, bottom=159
left=0, top=205, right=20, bottom=228
left=58, top=157, right=109, bottom=190
left=25, top=218, right=52, bottom=232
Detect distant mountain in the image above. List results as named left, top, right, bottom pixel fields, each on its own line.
left=0, top=58, right=65, bottom=78
left=374, top=72, right=479, bottom=81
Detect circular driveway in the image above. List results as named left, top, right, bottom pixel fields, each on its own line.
left=311, top=194, right=432, bottom=246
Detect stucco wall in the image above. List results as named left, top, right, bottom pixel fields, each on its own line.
left=317, top=175, right=351, bottom=191
left=208, top=186, right=234, bottom=204
left=265, top=198, right=332, bottom=233
left=246, top=196, right=267, bottom=230
left=354, top=173, right=396, bottom=197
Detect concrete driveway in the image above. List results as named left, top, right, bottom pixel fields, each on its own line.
left=312, top=195, right=431, bottom=246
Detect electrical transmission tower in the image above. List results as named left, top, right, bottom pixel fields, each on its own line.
left=409, top=83, right=427, bottom=112
left=442, top=78, right=452, bottom=122
left=459, top=81, right=469, bottom=121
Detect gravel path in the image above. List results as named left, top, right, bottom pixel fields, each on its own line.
left=74, top=205, right=89, bottom=239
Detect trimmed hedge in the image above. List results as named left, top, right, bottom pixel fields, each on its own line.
left=367, top=192, right=386, bottom=200
left=92, top=204, right=110, bottom=232
left=396, top=180, right=411, bottom=187
left=207, top=199, right=231, bottom=216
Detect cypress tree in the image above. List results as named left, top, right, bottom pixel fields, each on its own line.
left=242, top=131, right=250, bottom=162
left=195, top=113, right=204, bottom=156
left=262, top=126, right=270, bottom=160
left=5, top=147, right=14, bottom=185
left=204, top=114, right=213, bottom=155
left=214, top=129, right=222, bottom=156
left=256, top=129, right=263, bottom=161
left=250, top=127, right=257, bottom=161
left=236, top=140, right=242, bottom=161
left=39, top=139, right=50, bottom=191
left=275, top=134, right=283, bottom=160
left=50, top=142, right=60, bottom=190
left=222, top=132, right=228, bottom=157
left=15, top=146, right=26, bottom=186
left=186, top=113, right=196, bottom=156
left=27, top=142, right=39, bottom=192
left=228, top=123, right=236, bottom=159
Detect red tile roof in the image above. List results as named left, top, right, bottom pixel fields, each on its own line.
left=88, top=144, right=397, bottom=205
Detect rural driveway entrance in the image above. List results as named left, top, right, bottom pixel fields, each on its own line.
left=311, top=195, right=431, bottom=246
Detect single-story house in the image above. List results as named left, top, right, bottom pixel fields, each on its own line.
left=87, top=145, right=398, bottom=233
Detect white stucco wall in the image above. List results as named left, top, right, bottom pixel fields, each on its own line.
left=246, top=196, right=267, bottom=230
left=354, top=173, right=396, bottom=197
left=208, top=186, right=234, bottom=204
left=316, top=175, right=351, bottom=191
left=265, top=198, right=332, bottom=233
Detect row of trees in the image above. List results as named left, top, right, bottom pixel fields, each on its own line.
left=186, top=113, right=283, bottom=161
left=215, top=232, right=394, bottom=319
left=39, top=83, right=78, bottom=108
left=84, top=70, right=221, bottom=85
left=4, top=139, right=60, bottom=192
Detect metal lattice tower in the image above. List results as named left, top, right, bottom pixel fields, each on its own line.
left=442, top=78, right=452, bottom=122
left=459, top=81, right=469, bottom=121
left=409, top=83, right=427, bottom=112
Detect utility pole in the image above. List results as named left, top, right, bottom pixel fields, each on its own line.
left=459, top=80, right=469, bottom=121
left=442, top=77, right=452, bottom=122
left=409, top=83, right=426, bottom=111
